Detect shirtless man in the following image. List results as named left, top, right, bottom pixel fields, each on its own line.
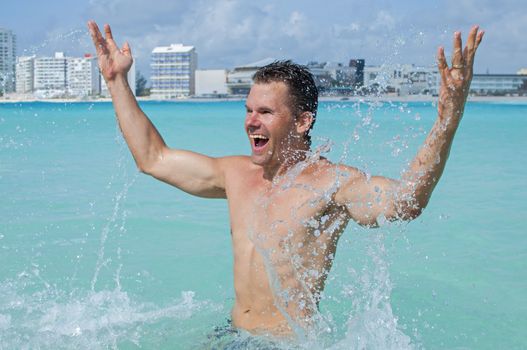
left=87, top=21, right=483, bottom=336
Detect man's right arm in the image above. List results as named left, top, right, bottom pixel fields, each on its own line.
left=88, top=21, right=226, bottom=198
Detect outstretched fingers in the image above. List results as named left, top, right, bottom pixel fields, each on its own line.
left=122, top=42, right=132, bottom=57
left=463, top=25, right=483, bottom=70
left=437, top=46, right=449, bottom=86
left=103, top=24, right=119, bottom=51
left=475, top=30, right=484, bottom=49
left=467, top=26, right=479, bottom=51
left=88, top=21, right=106, bottom=55
left=451, top=31, right=464, bottom=74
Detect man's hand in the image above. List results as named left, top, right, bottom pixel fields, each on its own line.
left=87, top=21, right=133, bottom=83
left=437, top=26, right=484, bottom=121
left=337, top=26, right=485, bottom=225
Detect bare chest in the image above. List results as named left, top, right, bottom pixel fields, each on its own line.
left=227, top=174, right=345, bottom=251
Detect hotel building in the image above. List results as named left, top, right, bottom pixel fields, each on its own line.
left=67, top=54, right=101, bottom=97
left=363, top=64, right=439, bottom=95
left=34, top=52, right=68, bottom=98
left=150, top=44, right=197, bottom=99
left=470, top=74, right=527, bottom=95
left=21, top=52, right=107, bottom=98
left=16, top=56, right=35, bottom=94
left=306, top=60, right=363, bottom=94
left=0, top=28, right=17, bottom=94
left=226, top=58, right=275, bottom=95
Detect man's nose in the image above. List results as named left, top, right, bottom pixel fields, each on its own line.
left=245, top=111, right=261, bottom=127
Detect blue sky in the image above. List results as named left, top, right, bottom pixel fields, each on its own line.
left=2, top=0, right=526, bottom=77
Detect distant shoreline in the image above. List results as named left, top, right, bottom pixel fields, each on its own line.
left=1, top=95, right=527, bottom=104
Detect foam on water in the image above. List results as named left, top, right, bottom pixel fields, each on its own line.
left=0, top=280, right=214, bottom=349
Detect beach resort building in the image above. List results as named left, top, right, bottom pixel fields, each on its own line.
left=150, top=44, right=197, bottom=99
left=226, top=58, right=276, bottom=95
left=363, top=64, right=439, bottom=95
left=16, top=56, right=35, bottom=94
left=195, top=69, right=228, bottom=97
left=306, top=61, right=333, bottom=91
left=19, top=52, right=117, bottom=98
left=34, top=52, right=68, bottom=98
left=350, top=59, right=365, bottom=87
left=66, top=54, right=101, bottom=97
left=0, top=28, right=17, bottom=94
left=306, top=59, right=365, bottom=95
left=470, top=74, right=527, bottom=96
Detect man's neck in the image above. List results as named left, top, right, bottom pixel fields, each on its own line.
left=262, top=146, right=311, bottom=182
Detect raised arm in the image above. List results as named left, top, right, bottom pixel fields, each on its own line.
left=335, top=26, right=484, bottom=226
left=87, top=21, right=226, bottom=198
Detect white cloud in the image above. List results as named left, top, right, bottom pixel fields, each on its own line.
left=27, top=0, right=524, bottom=75
left=283, top=11, right=309, bottom=39
left=369, top=11, right=396, bottom=31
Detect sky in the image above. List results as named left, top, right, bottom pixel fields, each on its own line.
left=2, top=0, right=526, bottom=78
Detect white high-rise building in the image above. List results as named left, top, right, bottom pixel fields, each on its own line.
left=16, top=56, right=35, bottom=94
left=150, top=44, right=197, bottom=99
left=32, top=52, right=104, bottom=98
left=34, top=52, right=67, bottom=98
left=67, top=54, right=100, bottom=97
left=0, top=28, right=17, bottom=94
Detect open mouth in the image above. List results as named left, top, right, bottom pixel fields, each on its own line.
left=249, top=134, right=269, bottom=150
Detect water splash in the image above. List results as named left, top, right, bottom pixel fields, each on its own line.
left=90, top=174, right=136, bottom=291
left=0, top=280, right=214, bottom=349
left=21, top=29, right=89, bottom=57
left=332, top=232, right=414, bottom=350
left=243, top=100, right=422, bottom=349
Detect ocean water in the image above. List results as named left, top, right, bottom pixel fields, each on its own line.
left=0, top=100, right=525, bottom=349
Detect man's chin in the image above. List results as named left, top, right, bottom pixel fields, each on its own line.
left=250, top=153, right=269, bottom=166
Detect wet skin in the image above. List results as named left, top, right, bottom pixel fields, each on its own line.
left=87, top=21, right=484, bottom=335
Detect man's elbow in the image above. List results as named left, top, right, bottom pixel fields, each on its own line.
left=135, top=159, right=158, bottom=176
left=401, top=205, right=424, bottom=221
left=137, top=163, right=151, bottom=175
left=135, top=150, right=165, bottom=176
left=392, top=199, right=427, bottom=222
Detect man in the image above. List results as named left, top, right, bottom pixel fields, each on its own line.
left=87, top=21, right=483, bottom=336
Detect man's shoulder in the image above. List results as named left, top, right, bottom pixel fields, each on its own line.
left=217, top=155, right=258, bottom=174
left=217, top=155, right=251, bottom=166
left=310, top=158, right=363, bottom=180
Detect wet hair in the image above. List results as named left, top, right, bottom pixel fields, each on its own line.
left=252, top=60, right=318, bottom=145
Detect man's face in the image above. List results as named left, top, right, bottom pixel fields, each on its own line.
left=245, top=82, right=297, bottom=167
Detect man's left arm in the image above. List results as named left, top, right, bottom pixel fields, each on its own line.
left=336, top=26, right=484, bottom=226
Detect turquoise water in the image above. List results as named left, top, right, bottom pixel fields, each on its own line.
left=0, top=100, right=526, bottom=349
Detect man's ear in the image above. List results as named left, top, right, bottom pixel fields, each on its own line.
left=296, top=111, right=313, bottom=134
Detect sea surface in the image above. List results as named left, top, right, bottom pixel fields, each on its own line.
left=0, top=100, right=525, bottom=349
